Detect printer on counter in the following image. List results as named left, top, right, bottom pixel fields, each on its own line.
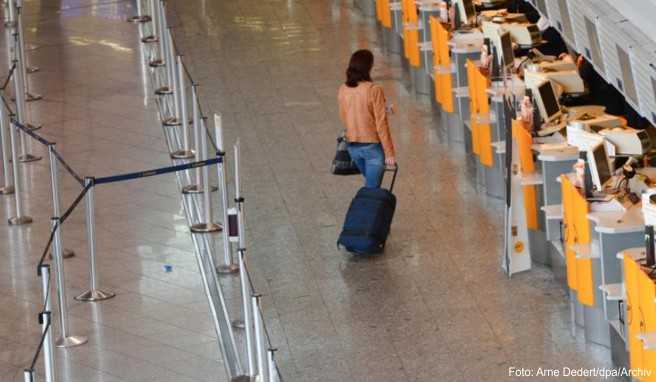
left=599, top=127, right=652, bottom=157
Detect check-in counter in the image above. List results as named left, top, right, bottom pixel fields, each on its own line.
left=615, top=248, right=656, bottom=381
left=450, top=32, right=483, bottom=151
left=537, top=146, right=578, bottom=280
left=586, top=207, right=644, bottom=347
left=418, top=2, right=440, bottom=97
left=373, top=1, right=656, bottom=377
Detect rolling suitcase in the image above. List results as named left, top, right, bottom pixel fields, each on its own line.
left=337, top=166, right=398, bottom=254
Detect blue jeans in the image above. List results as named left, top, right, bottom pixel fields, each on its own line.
left=347, top=143, right=384, bottom=188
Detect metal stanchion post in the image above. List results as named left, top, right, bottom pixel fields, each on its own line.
left=127, top=0, right=151, bottom=23
left=50, top=218, right=88, bottom=347
left=38, top=265, right=55, bottom=382
left=75, top=178, right=115, bottom=302
left=182, top=84, right=203, bottom=193
left=236, top=250, right=255, bottom=373
left=40, top=312, right=55, bottom=382
left=215, top=114, right=238, bottom=274
left=190, top=119, right=221, bottom=233
left=170, top=55, right=194, bottom=159
left=252, top=294, right=267, bottom=382
left=267, top=348, right=278, bottom=382
left=48, top=145, right=74, bottom=258
left=163, top=28, right=181, bottom=127
left=140, top=0, right=159, bottom=64
left=0, top=94, right=15, bottom=195
left=4, top=0, right=15, bottom=70
left=7, top=119, right=31, bottom=225
left=234, top=140, right=246, bottom=249
left=13, top=53, right=41, bottom=161
left=142, top=0, right=159, bottom=43
left=15, top=0, right=40, bottom=102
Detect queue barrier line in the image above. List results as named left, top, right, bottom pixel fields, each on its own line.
left=13, top=119, right=53, bottom=146
left=36, top=183, right=92, bottom=269
left=1, top=63, right=17, bottom=90
left=93, top=156, right=222, bottom=185
left=0, top=92, right=15, bottom=116
left=13, top=118, right=87, bottom=195
left=51, top=147, right=85, bottom=186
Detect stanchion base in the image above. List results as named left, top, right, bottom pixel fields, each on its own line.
left=155, top=86, right=173, bottom=95
left=182, top=184, right=219, bottom=194
left=26, top=93, right=43, bottom=102
left=26, top=66, right=39, bottom=74
left=0, top=185, right=15, bottom=195
left=231, top=376, right=255, bottom=382
left=190, top=222, right=222, bottom=233
left=55, top=335, right=88, bottom=348
left=127, top=15, right=152, bottom=23
left=149, top=59, right=165, bottom=68
left=218, top=264, right=240, bottom=275
left=75, top=289, right=116, bottom=302
left=8, top=216, right=32, bottom=225
left=18, top=154, right=42, bottom=163
left=170, top=149, right=195, bottom=160
left=49, top=248, right=75, bottom=260
left=141, top=35, right=159, bottom=44
left=163, top=117, right=181, bottom=127
left=231, top=319, right=245, bottom=329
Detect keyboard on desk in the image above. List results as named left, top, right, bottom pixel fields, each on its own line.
left=537, top=118, right=567, bottom=136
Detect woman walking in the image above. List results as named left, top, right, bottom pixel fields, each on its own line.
left=337, top=49, right=396, bottom=188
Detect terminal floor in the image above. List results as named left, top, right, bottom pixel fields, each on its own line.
left=0, top=0, right=623, bottom=381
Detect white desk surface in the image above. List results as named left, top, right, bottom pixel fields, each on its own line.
left=520, top=172, right=543, bottom=186
left=542, top=204, right=562, bottom=220
left=536, top=146, right=579, bottom=162
left=616, top=247, right=646, bottom=261
left=553, top=173, right=644, bottom=234
left=491, top=141, right=504, bottom=154
left=588, top=204, right=644, bottom=234
left=453, top=86, right=469, bottom=98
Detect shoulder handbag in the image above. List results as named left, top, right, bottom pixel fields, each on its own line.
left=331, top=132, right=360, bottom=175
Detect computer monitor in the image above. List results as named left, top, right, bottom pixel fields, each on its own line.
left=533, top=80, right=561, bottom=124
left=458, top=0, right=476, bottom=25
left=498, top=31, right=514, bottom=68
left=586, top=142, right=613, bottom=191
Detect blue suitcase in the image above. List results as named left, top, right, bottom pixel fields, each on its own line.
left=337, top=166, right=398, bottom=254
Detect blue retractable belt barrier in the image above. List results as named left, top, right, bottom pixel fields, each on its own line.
left=12, top=120, right=53, bottom=146
left=94, top=156, right=223, bottom=185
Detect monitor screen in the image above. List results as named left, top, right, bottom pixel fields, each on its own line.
left=499, top=31, right=514, bottom=68
left=537, top=81, right=560, bottom=121
left=591, top=143, right=612, bottom=189
left=459, top=0, right=476, bottom=24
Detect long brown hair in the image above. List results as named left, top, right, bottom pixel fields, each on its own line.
left=345, top=49, right=373, bottom=87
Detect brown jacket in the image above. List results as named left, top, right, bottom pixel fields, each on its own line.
left=337, top=82, right=395, bottom=159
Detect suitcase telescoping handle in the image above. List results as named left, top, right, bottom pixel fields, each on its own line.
left=385, top=164, right=398, bottom=192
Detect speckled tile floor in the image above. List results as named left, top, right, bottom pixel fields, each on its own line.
left=0, top=0, right=624, bottom=381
